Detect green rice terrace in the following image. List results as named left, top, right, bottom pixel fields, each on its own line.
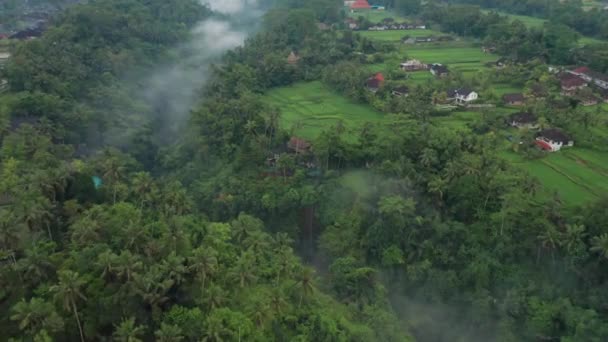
left=263, top=81, right=384, bottom=140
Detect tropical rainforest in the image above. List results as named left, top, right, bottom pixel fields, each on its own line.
left=0, top=0, right=608, bottom=341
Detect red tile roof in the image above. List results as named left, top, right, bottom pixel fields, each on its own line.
left=573, top=66, right=590, bottom=74
left=351, top=0, right=371, bottom=9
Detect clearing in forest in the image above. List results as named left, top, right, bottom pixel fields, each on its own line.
left=264, top=81, right=384, bottom=141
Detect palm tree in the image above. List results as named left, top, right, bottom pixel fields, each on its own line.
left=269, top=290, right=288, bottom=315
left=188, top=247, right=218, bottom=290
left=95, top=250, right=118, bottom=280
left=202, top=315, right=230, bottom=342
left=100, top=151, right=128, bottom=204
left=537, top=226, right=561, bottom=264
left=16, top=193, right=54, bottom=240
left=114, top=251, right=143, bottom=282
left=10, top=298, right=64, bottom=336
left=69, top=216, right=101, bottom=247
left=134, top=266, right=174, bottom=316
left=244, top=230, right=270, bottom=255
left=113, top=317, right=145, bottom=342
left=590, top=234, right=608, bottom=259
left=131, top=172, right=156, bottom=208
left=50, top=270, right=87, bottom=342
left=201, top=284, right=226, bottom=310
left=229, top=252, right=257, bottom=288
left=161, top=252, right=187, bottom=285
left=155, top=323, right=184, bottom=342
left=294, top=267, right=316, bottom=308
left=562, top=224, right=587, bottom=256
left=17, top=242, right=55, bottom=286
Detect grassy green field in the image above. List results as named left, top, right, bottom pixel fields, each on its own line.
left=263, top=81, right=384, bottom=141
left=503, top=148, right=608, bottom=205
left=358, top=29, right=444, bottom=42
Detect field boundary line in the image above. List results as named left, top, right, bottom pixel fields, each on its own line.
left=540, top=160, right=600, bottom=198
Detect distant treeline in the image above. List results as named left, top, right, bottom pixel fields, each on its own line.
left=444, top=0, right=608, bottom=38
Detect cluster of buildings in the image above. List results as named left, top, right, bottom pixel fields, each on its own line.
left=344, top=0, right=385, bottom=12
left=367, top=22, right=427, bottom=31
left=555, top=66, right=608, bottom=104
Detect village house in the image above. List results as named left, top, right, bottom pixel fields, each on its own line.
left=400, top=59, right=428, bottom=71
left=494, top=58, right=507, bottom=69
left=448, top=88, right=478, bottom=104
left=482, top=46, right=497, bottom=53
left=415, top=36, right=434, bottom=43
left=287, top=51, right=300, bottom=65
left=287, top=137, right=312, bottom=154
left=503, top=93, right=525, bottom=106
left=402, top=37, right=416, bottom=44
left=344, top=0, right=356, bottom=6
left=366, top=73, right=385, bottom=92
left=509, top=112, right=538, bottom=129
left=559, top=73, right=587, bottom=94
left=535, top=129, right=574, bottom=152
left=430, top=64, right=449, bottom=77
left=529, top=83, right=548, bottom=98
left=317, top=22, right=330, bottom=31
left=576, top=92, right=599, bottom=106
left=392, top=86, right=409, bottom=97
left=350, top=0, right=371, bottom=12
left=569, top=66, right=608, bottom=90
left=345, top=18, right=359, bottom=30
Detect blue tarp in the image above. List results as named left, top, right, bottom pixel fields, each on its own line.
left=92, top=176, right=103, bottom=189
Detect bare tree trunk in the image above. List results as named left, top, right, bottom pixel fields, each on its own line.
left=72, top=300, right=85, bottom=342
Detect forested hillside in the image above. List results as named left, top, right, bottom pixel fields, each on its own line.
left=1, top=0, right=608, bottom=341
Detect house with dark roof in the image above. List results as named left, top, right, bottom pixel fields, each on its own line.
left=430, top=64, right=449, bottom=78
left=366, top=73, right=384, bottom=92
left=576, top=92, right=599, bottom=106
left=529, top=83, right=548, bottom=98
left=560, top=73, right=587, bottom=94
left=503, top=93, right=525, bottom=106
left=569, top=66, right=608, bottom=89
left=509, top=112, right=538, bottom=129
left=392, top=86, right=409, bottom=97
left=448, top=88, right=478, bottom=104
left=535, top=129, right=573, bottom=152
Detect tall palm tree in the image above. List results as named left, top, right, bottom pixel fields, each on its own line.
left=113, top=317, right=145, bottom=342
left=188, top=247, right=218, bottom=290
left=50, top=270, right=87, bottom=342
left=114, top=251, right=143, bottom=283
left=16, top=193, right=54, bottom=240
left=10, top=298, right=64, bottom=337
left=201, top=284, right=226, bottom=311
left=17, top=242, right=55, bottom=286
left=537, top=226, right=561, bottom=264
left=229, top=252, right=257, bottom=288
left=155, top=323, right=184, bottom=342
left=131, top=172, right=156, bottom=208
left=101, top=154, right=127, bottom=204
left=161, top=252, right=187, bottom=286
left=590, top=234, right=608, bottom=259
left=294, top=267, right=316, bottom=308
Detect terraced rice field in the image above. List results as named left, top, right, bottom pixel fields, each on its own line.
left=505, top=149, right=608, bottom=205
left=263, top=81, right=384, bottom=140
left=358, top=29, right=444, bottom=42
